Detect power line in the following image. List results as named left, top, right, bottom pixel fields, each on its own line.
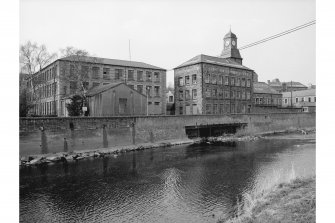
left=238, top=20, right=315, bottom=51
left=166, top=20, right=316, bottom=71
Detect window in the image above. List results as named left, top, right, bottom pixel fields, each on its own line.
left=70, top=65, right=75, bottom=77
left=230, top=77, right=235, bottom=85
left=231, top=90, right=235, bottom=99
left=236, top=78, right=240, bottom=86
left=285, top=98, right=288, bottom=104
left=218, top=89, right=223, bottom=98
left=224, top=90, right=230, bottom=99
left=192, top=89, right=197, bottom=99
left=146, top=86, right=152, bottom=97
left=212, top=89, right=217, bottom=97
left=205, top=88, right=211, bottom=98
left=246, top=91, right=250, bottom=100
left=178, top=77, right=184, bottom=86
left=247, top=79, right=251, bottom=87
left=206, top=104, right=212, bottom=114
left=128, top=70, right=134, bottom=81
left=192, top=104, right=198, bottom=114
left=236, top=91, right=240, bottom=99
left=137, top=85, right=143, bottom=94
left=205, top=74, right=210, bottom=84
left=212, top=74, right=217, bottom=84
left=218, top=75, right=223, bottom=85
left=242, top=90, right=246, bottom=100
left=146, top=71, right=152, bottom=82
left=192, top=74, right=197, bottom=84
left=220, top=104, right=224, bottom=114
left=301, top=97, right=305, bottom=102
left=185, top=90, right=190, bottom=100
left=154, top=102, right=160, bottom=105
left=81, top=66, right=89, bottom=79
left=185, top=76, right=190, bottom=85
left=179, top=90, right=184, bottom=100
left=103, top=68, right=110, bottom=80
left=137, top=71, right=143, bottom=81
left=70, top=81, right=77, bottom=94
left=154, top=72, right=160, bottom=82
left=308, top=97, right=311, bottom=102
left=115, top=69, right=123, bottom=80
left=225, top=76, right=229, bottom=85
left=241, top=78, right=246, bottom=87
left=169, top=95, right=173, bottom=102
left=314, top=97, right=316, bottom=102
left=213, top=104, right=218, bottom=114
left=92, top=67, right=100, bottom=79
left=154, top=86, right=160, bottom=97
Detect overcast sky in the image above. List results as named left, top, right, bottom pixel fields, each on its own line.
left=20, top=0, right=315, bottom=87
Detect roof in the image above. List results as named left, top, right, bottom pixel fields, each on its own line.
left=86, top=82, right=146, bottom=98
left=254, top=82, right=281, bottom=95
left=282, top=89, right=316, bottom=97
left=224, top=30, right=237, bottom=39
left=268, top=80, right=307, bottom=88
left=59, top=56, right=166, bottom=71
left=174, top=54, right=252, bottom=70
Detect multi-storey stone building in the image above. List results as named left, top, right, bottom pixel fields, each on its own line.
left=174, top=30, right=255, bottom=115
left=253, top=82, right=282, bottom=107
left=26, top=56, right=166, bottom=116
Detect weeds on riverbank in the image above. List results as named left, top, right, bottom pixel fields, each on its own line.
left=219, top=165, right=315, bottom=223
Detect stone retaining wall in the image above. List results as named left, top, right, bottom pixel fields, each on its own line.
left=20, top=113, right=316, bottom=156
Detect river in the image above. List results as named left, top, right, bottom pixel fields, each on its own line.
left=20, top=134, right=315, bottom=223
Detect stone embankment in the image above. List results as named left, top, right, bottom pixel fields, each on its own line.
left=19, top=127, right=315, bottom=167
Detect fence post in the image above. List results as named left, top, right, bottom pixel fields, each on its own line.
left=103, top=124, right=108, bottom=148
left=40, top=126, right=48, bottom=154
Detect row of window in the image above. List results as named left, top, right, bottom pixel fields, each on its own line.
left=33, top=101, right=57, bottom=116
left=178, top=103, right=249, bottom=115
left=254, top=97, right=282, bottom=105
left=283, top=96, right=316, bottom=104
left=204, top=89, right=251, bottom=100
left=68, top=65, right=161, bottom=82
left=28, top=65, right=58, bottom=88
left=65, top=81, right=161, bottom=97
left=178, top=74, right=251, bottom=87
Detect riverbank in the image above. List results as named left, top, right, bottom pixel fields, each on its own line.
left=220, top=176, right=316, bottom=223
left=19, top=127, right=315, bottom=167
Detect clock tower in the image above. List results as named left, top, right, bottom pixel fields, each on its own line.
left=220, top=29, right=243, bottom=65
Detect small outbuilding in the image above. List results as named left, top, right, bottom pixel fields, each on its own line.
left=87, top=83, right=147, bottom=116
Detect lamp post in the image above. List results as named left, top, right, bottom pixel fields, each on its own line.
left=146, top=86, right=149, bottom=116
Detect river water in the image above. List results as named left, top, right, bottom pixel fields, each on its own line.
left=20, top=134, right=315, bottom=223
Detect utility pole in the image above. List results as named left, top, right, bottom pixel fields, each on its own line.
left=146, top=86, right=149, bottom=116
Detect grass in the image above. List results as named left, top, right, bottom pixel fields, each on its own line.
left=218, top=165, right=315, bottom=223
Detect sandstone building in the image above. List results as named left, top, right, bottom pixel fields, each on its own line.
left=26, top=56, right=166, bottom=116
left=174, top=30, right=255, bottom=115
left=253, top=82, right=282, bottom=107
left=282, top=88, right=316, bottom=112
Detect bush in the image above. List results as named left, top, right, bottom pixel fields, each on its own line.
left=66, top=95, right=84, bottom=116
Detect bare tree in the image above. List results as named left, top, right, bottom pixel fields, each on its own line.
left=59, top=47, right=101, bottom=115
left=20, top=41, right=57, bottom=115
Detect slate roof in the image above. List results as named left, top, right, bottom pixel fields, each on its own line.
left=224, top=30, right=237, bottom=39
left=86, top=82, right=146, bottom=98
left=174, top=54, right=252, bottom=70
left=254, top=82, right=281, bottom=95
left=282, top=89, right=316, bottom=97
left=59, top=56, right=166, bottom=71
left=268, top=81, right=307, bottom=88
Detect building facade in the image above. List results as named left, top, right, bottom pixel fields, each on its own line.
left=166, top=89, right=175, bottom=115
left=26, top=56, right=166, bottom=116
left=253, top=82, right=282, bottom=107
left=282, top=89, right=316, bottom=112
left=174, top=31, right=254, bottom=115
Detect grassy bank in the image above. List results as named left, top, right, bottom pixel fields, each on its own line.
left=219, top=176, right=316, bottom=223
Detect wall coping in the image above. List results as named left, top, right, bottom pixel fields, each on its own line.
left=20, top=112, right=314, bottom=121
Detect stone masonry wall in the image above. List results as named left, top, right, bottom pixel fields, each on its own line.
left=20, top=113, right=315, bottom=156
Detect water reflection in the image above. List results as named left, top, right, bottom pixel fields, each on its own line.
left=20, top=136, right=315, bottom=223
